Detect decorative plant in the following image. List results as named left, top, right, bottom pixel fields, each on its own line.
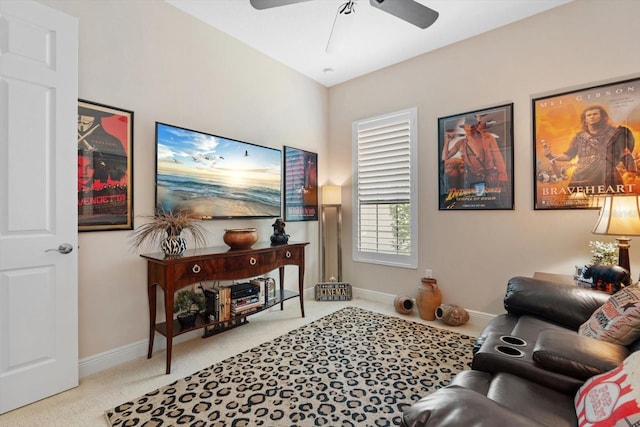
left=128, top=209, right=208, bottom=251
left=174, top=289, right=206, bottom=315
left=589, top=240, right=618, bottom=266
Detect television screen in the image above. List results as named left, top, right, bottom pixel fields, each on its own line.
left=155, top=122, right=282, bottom=219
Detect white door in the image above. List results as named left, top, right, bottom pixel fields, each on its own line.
left=0, top=0, right=78, bottom=413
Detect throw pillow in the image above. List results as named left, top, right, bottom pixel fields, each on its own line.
left=575, top=351, right=640, bottom=427
left=578, top=285, right=640, bottom=346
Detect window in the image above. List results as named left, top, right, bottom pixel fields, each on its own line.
left=352, top=108, right=418, bottom=268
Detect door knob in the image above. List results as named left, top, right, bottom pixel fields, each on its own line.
left=45, top=243, right=74, bottom=254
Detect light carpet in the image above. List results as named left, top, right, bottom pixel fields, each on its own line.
left=105, top=306, right=475, bottom=427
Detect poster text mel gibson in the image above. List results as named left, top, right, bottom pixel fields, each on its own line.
left=534, top=78, right=640, bottom=209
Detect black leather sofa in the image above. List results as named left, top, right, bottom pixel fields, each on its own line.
left=401, top=276, right=640, bottom=427
left=402, top=370, right=578, bottom=427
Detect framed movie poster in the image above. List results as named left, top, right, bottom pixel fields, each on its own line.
left=283, top=146, right=318, bottom=221
left=78, top=100, right=134, bottom=231
left=438, top=103, right=514, bottom=210
left=533, top=77, right=640, bottom=209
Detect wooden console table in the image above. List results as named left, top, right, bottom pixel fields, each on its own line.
left=142, top=241, right=308, bottom=374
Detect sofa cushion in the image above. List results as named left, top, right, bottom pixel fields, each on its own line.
left=504, top=276, right=609, bottom=330
left=533, top=329, right=629, bottom=380
left=488, top=373, right=578, bottom=427
left=401, top=386, right=547, bottom=427
left=574, top=351, right=640, bottom=426
left=578, top=285, right=640, bottom=345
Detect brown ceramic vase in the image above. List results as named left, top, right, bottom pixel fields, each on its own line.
left=416, top=278, right=442, bottom=321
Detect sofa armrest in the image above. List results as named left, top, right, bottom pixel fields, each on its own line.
left=533, top=329, right=629, bottom=380
left=473, top=313, right=519, bottom=353
left=504, top=276, right=609, bottom=330
left=401, top=386, right=545, bottom=427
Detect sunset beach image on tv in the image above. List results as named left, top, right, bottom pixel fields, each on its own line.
left=155, top=122, right=282, bottom=219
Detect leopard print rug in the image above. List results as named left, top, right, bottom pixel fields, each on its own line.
left=105, top=307, right=474, bottom=427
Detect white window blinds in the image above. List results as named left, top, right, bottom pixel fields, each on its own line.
left=352, top=108, right=418, bottom=268
left=357, top=121, right=411, bottom=203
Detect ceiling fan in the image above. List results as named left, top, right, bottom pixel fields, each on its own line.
left=249, top=0, right=439, bottom=52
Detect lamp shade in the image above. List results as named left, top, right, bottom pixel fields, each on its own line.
left=592, top=195, right=640, bottom=236
left=322, top=185, right=342, bottom=206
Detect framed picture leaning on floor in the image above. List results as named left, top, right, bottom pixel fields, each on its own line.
left=438, top=103, right=514, bottom=210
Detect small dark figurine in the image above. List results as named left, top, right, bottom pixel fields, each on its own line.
left=583, top=264, right=630, bottom=293
left=270, top=218, right=289, bottom=245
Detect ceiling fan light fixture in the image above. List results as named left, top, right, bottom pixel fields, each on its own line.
left=339, top=0, right=356, bottom=15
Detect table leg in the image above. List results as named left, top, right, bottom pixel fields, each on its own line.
left=164, top=288, right=174, bottom=374
left=147, top=283, right=156, bottom=359
left=279, top=266, right=285, bottom=311
left=299, top=257, right=305, bottom=317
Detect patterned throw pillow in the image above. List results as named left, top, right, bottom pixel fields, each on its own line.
left=578, top=285, right=640, bottom=345
left=574, top=351, right=640, bottom=427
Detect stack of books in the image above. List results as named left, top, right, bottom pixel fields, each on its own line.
left=231, top=295, right=262, bottom=315
left=229, top=282, right=261, bottom=315
left=203, top=279, right=274, bottom=321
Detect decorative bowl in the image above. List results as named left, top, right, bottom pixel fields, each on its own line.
left=223, top=228, right=258, bottom=250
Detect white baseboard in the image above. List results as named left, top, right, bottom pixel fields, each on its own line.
left=306, top=284, right=496, bottom=324
left=80, top=286, right=495, bottom=378
left=465, top=308, right=496, bottom=324
left=78, top=329, right=201, bottom=378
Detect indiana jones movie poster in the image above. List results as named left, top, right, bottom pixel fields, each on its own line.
left=78, top=100, right=133, bottom=231
left=438, top=103, right=514, bottom=210
left=533, top=77, right=640, bottom=209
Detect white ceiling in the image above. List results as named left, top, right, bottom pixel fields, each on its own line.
left=166, top=0, right=572, bottom=87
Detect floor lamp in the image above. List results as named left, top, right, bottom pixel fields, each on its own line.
left=321, top=185, right=342, bottom=282
left=592, top=194, right=640, bottom=277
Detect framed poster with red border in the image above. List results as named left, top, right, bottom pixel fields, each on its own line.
left=78, top=100, right=134, bottom=231
left=533, top=77, right=640, bottom=209
left=283, top=146, right=318, bottom=221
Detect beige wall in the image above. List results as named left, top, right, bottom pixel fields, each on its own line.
left=328, top=0, right=640, bottom=314
left=42, top=0, right=327, bottom=359
left=42, top=0, right=640, bottom=363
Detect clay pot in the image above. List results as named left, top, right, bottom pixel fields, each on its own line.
left=416, top=278, right=442, bottom=321
left=223, top=228, right=258, bottom=250
left=435, top=304, right=469, bottom=326
left=394, top=295, right=414, bottom=314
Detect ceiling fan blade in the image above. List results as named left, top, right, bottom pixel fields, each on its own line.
left=249, top=0, right=313, bottom=10
left=369, top=0, right=439, bottom=29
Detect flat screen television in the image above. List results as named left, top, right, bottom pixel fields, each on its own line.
left=155, top=122, right=282, bottom=219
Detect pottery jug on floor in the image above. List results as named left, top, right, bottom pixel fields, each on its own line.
left=416, top=278, right=442, bottom=321
left=435, top=304, right=469, bottom=326
left=394, top=295, right=414, bottom=314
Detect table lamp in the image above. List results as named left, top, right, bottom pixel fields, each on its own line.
left=321, top=185, right=342, bottom=281
left=592, top=194, right=640, bottom=275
